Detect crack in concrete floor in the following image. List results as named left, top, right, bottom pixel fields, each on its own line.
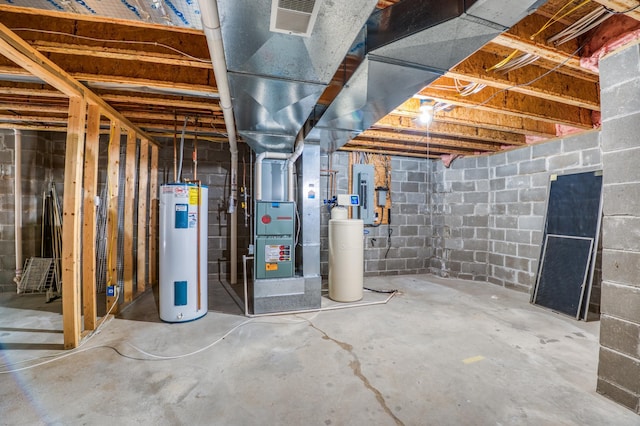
left=307, top=321, right=404, bottom=426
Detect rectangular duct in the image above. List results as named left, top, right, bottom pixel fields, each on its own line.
left=270, top=0, right=322, bottom=37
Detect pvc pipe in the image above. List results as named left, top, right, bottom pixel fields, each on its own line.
left=13, top=129, right=22, bottom=286
left=255, top=151, right=289, bottom=201
left=288, top=135, right=304, bottom=202
left=198, top=0, right=239, bottom=284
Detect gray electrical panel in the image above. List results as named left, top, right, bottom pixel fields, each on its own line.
left=352, top=164, right=375, bottom=225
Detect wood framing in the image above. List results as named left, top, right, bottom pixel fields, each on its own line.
left=149, top=145, right=159, bottom=286
left=123, top=129, right=137, bottom=302
left=105, top=120, right=121, bottom=314
left=82, top=103, right=100, bottom=331
left=137, top=138, right=149, bottom=294
left=61, top=96, right=86, bottom=349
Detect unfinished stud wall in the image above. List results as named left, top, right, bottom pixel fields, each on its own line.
left=320, top=151, right=431, bottom=277
left=429, top=130, right=603, bottom=296
left=597, top=43, right=640, bottom=414
left=0, top=130, right=62, bottom=292
left=158, top=141, right=253, bottom=281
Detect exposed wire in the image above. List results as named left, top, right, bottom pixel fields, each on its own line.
left=530, top=0, right=592, bottom=41
left=602, top=2, right=640, bottom=14
left=472, top=41, right=588, bottom=110
left=548, top=6, right=612, bottom=46
left=10, top=28, right=212, bottom=63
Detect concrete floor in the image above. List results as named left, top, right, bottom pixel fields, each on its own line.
left=1, top=274, right=638, bottom=425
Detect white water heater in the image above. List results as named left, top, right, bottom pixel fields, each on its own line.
left=159, top=183, right=208, bottom=322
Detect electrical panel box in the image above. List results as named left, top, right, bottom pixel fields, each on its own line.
left=351, top=164, right=375, bottom=225
left=255, top=201, right=295, bottom=279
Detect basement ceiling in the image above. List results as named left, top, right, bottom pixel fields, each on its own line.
left=0, top=0, right=639, bottom=160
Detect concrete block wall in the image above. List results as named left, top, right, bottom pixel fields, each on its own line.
left=597, top=43, right=640, bottom=414
left=319, top=151, right=431, bottom=277
left=0, top=130, right=59, bottom=292
left=429, top=130, right=603, bottom=295
left=158, top=140, right=253, bottom=281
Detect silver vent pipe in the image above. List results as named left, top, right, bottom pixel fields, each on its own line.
left=198, top=0, right=239, bottom=284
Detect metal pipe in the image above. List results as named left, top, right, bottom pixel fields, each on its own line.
left=13, top=129, right=22, bottom=286
left=198, top=0, right=239, bottom=283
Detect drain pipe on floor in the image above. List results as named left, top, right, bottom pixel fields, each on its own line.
left=13, top=129, right=22, bottom=287
left=198, top=0, right=238, bottom=284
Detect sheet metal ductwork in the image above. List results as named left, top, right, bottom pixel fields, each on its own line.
left=311, top=0, right=545, bottom=151
left=216, top=0, right=380, bottom=153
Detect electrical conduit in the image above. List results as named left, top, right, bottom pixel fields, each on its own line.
left=198, top=0, right=239, bottom=284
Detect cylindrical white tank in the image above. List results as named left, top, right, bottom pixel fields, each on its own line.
left=331, top=206, right=348, bottom=220
left=328, top=219, right=364, bottom=302
left=159, top=183, right=208, bottom=322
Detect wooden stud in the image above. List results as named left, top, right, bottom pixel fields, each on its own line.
left=136, top=138, right=149, bottom=294
left=123, top=130, right=137, bottom=302
left=82, top=104, right=100, bottom=331
left=105, top=120, right=121, bottom=314
left=61, top=96, right=86, bottom=349
left=148, top=145, right=159, bottom=286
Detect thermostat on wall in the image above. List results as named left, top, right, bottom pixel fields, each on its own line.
left=337, top=194, right=360, bottom=206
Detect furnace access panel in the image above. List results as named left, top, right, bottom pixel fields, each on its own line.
left=255, top=201, right=295, bottom=279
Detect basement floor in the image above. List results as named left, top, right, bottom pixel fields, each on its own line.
left=0, top=275, right=637, bottom=425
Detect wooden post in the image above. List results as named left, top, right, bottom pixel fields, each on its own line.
left=105, top=120, right=121, bottom=313
left=149, top=144, right=159, bottom=286
left=62, top=96, right=86, bottom=349
left=123, top=130, right=137, bottom=302
left=136, top=138, right=149, bottom=294
left=82, top=104, right=100, bottom=331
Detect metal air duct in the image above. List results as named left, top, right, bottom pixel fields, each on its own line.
left=216, top=0, right=379, bottom=153
left=312, top=0, right=545, bottom=151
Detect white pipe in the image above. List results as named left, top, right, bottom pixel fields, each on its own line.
left=198, top=0, right=239, bottom=284
left=13, top=129, right=22, bottom=286
left=287, top=135, right=304, bottom=202
left=255, top=151, right=290, bottom=201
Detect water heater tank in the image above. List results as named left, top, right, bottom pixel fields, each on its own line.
left=159, top=183, right=208, bottom=322
left=328, top=219, right=364, bottom=302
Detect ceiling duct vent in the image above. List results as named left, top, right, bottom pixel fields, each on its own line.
left=270, top=0, right=322, bottom=37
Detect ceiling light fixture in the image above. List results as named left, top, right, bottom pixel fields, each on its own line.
left=418, top=99, right=434, bottom=126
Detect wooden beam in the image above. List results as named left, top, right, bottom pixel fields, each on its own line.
left=123, top=130, right=137, bottom=302
left=592, top=1, right=640, bottom=22
left=394, top=98, right=558, bottom=137
left=493, top=33, right=590, bottom=75
left=448, top=49, right=600, bottom=110
left=105, top=120, right=121, bottom=314
left=373, top=115, right=526, bottom=146
left=61, top=96, right=86, bottom=349
left=419, top=76, right=594, bottom=129
left=0, top=22, right=158, bottom=145
left=0, top=5, right=205, bottom=36
left=101, top=94, right=219, bottom=112
left=31, top=41, right=211, bottom=69
left=340, top=145, right=439, bottom=159
left=137, top=138, right=149, bottom=295
left=74, top=73, right=218, bottom=98
left=82, top=104, right=100, bottom=332
left=348, top=138, right=483, bottom=156
left=148, top=145, right=159, bottom=287
left=358, top=129, right=504, bottom=152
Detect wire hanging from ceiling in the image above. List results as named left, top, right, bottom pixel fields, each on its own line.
left=547, top=6, right=612, bottom=46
